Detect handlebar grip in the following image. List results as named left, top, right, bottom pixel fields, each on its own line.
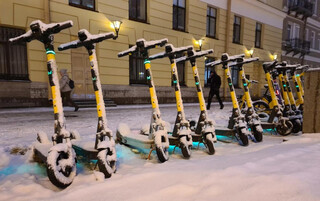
left=118, top=46, right=136, bottom=58
left=9, top=30, right=33, bottom=44
left=175, top=56, right=187, bottom=63
left=148, top=51, right=167, bottom=60
left=57, top=20, right=73, bottom=32
left=58, top=40, right=80, bottom=51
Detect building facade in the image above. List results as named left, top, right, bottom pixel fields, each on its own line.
left=0, top=0, right=285, bottom=107
left=282, top=0, right=320, bottom=67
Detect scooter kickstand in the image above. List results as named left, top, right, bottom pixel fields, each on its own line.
left=147, top=148, right=155, bottom=160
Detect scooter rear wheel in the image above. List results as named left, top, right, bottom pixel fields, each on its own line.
left=291, top=119, right=302, bottom=133
left=180, top=136, right=192, bottom=159
left=253, top=101, right=269, bottom=114
left=97, top=148, right=116, bottom=178
left=46, top=145, right=76, bottom=189
left=276, top=120, right=293, bottom=136
left=205, top=134, right=215, bottom=155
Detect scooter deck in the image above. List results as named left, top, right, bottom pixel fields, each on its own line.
left=116, top=129, right=154, bottom=150
left=214, top=126, right=235, bottom=136
left=260, top=122, right=276, bottom=130
left=33, top=143, right=51, bottom=163
left=72, top=140, right=99, bottom=160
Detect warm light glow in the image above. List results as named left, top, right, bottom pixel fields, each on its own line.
left=273, top=54, right=277, bottom=60
left=194, top=39, right=203, bottom=50
left=246, top=49, right=254, bottom=57
left=112, top=21, right=122, bottom=31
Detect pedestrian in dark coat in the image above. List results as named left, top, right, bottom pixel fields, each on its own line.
left=59, top=69, right=79, bottom=111
left=207, top=70, right=224, bottom=110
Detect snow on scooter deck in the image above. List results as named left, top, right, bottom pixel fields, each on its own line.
left=116, top=129, right=154, bottom=150
left=33, top=143, right=52, bottom=163
left=71, top=140, right=99, bottom=160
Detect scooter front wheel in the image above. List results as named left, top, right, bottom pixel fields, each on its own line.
left=46, top=144, right=77, bottom=189
left=179, top=136, right=192, bottom=159
left=236, top=128, right=249, bottom=146
left=205, top=133, right=215, bottom=155
left=252, top=125, right=263, bottom=142
left=276, top=120, right=293, bottom=136
left=97, top=148, right=117, bottom=178
left=154, top=131, right=169, bottom=163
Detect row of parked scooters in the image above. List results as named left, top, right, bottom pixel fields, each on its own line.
left=9, top=20, right=307, bottom=189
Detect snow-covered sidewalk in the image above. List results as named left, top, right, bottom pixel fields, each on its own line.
left=0, top=103, right=320, bottom=201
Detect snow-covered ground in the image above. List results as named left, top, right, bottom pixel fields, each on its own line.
left=0, top=103, right=320, bottom=201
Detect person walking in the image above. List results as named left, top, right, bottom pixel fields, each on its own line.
left=59, top=69, right=79, bottom=111
left=207, top=70, right=224, bottom=110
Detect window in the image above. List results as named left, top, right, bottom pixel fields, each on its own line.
left=287, top=23, right=292, bottom=39
left=204, top=57, right=215, bottom=87
left=318, top=34, right=320, bottom=50
left=129, top=46, right=146, bottom=85
left=129, top=0, right=147, bottom=22
left=233, top=16, right=241, bottom=44
left=293, top=23, right=300, bottom=38
left=0, top=27, right=29, bottom=80
left=206, top=7, right=217, bottom=38
left=173, top=0, right=186, bottom=31
left=255, top=23, right=262, bottom=48
left=305, top=28, right=309, bottom=40
left=230, top=66, right=239, bottom=87
left=311, top=31, right=315, bottom=49
left=69, top=0, right=95, bottom=11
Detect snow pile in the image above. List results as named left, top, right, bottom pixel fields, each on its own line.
left=1, top=104, right=320, bottom=201
left=0, top=149, right=10, bottom=168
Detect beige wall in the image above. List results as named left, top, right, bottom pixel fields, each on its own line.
left=0, top=0, right=284, bottom=104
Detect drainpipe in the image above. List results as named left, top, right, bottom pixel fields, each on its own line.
left=223, top=0, right=232, bottom=98
left=44, top=0, right=52, bottom=101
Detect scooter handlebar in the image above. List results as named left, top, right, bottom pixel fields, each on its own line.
left=206, top=53, right=245, bottom=67
left=176, top=49, right=214, bottom=63
left=149, top=44, right=193, bottom=61
left=229, top=57, right=259, bottom=67
left=9, top=20, right=73, bottom=44
left=118, top=38, right=168, bottom=58
left=58, top=30, right=115, bottom=51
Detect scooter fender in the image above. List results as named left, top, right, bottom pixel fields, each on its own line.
left=153, top=130, right=169, bottom=148
left=97, top=139, right=115, bottom=151
left=203, top=126, right=217, bottom=142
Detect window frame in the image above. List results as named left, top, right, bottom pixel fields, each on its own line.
left=255, top=22, right=262, bottom=48
left=230, top=66, right=239, bottom=88
left=206, top=6, right=217, bottom=38
left=129, top=0, right=147, bottom=23
left=0, top=26, right=29, bottom=81
left=311, top=30, right=316, bottom=49
left=172, top=0, right=186, bottom=32
left=69, top=0, right=96, bottom=11
left=204, top=57, right=215, bottom=87
left=233, top=15, right=242, bottom=44
left=129, top=46, right=147, bottom=85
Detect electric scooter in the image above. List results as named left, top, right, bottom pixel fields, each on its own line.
left=254, top=61, right=293, bottom=136
left=289, top=65, right=309, bottom=111
left=229, top=57, right=263, bottom=142
left=175, top=48, right=217, bottom=154
left=275, top=62, right=302, bottom=133
left=58, top=29, right=117, bottom=178
left=149, top=44, right=194, bottom=158
left=9, top=20, right=76, bottom=188
left=206, top=53, right=251, bottom=146
left=115, top=38, right=171, bottom=162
